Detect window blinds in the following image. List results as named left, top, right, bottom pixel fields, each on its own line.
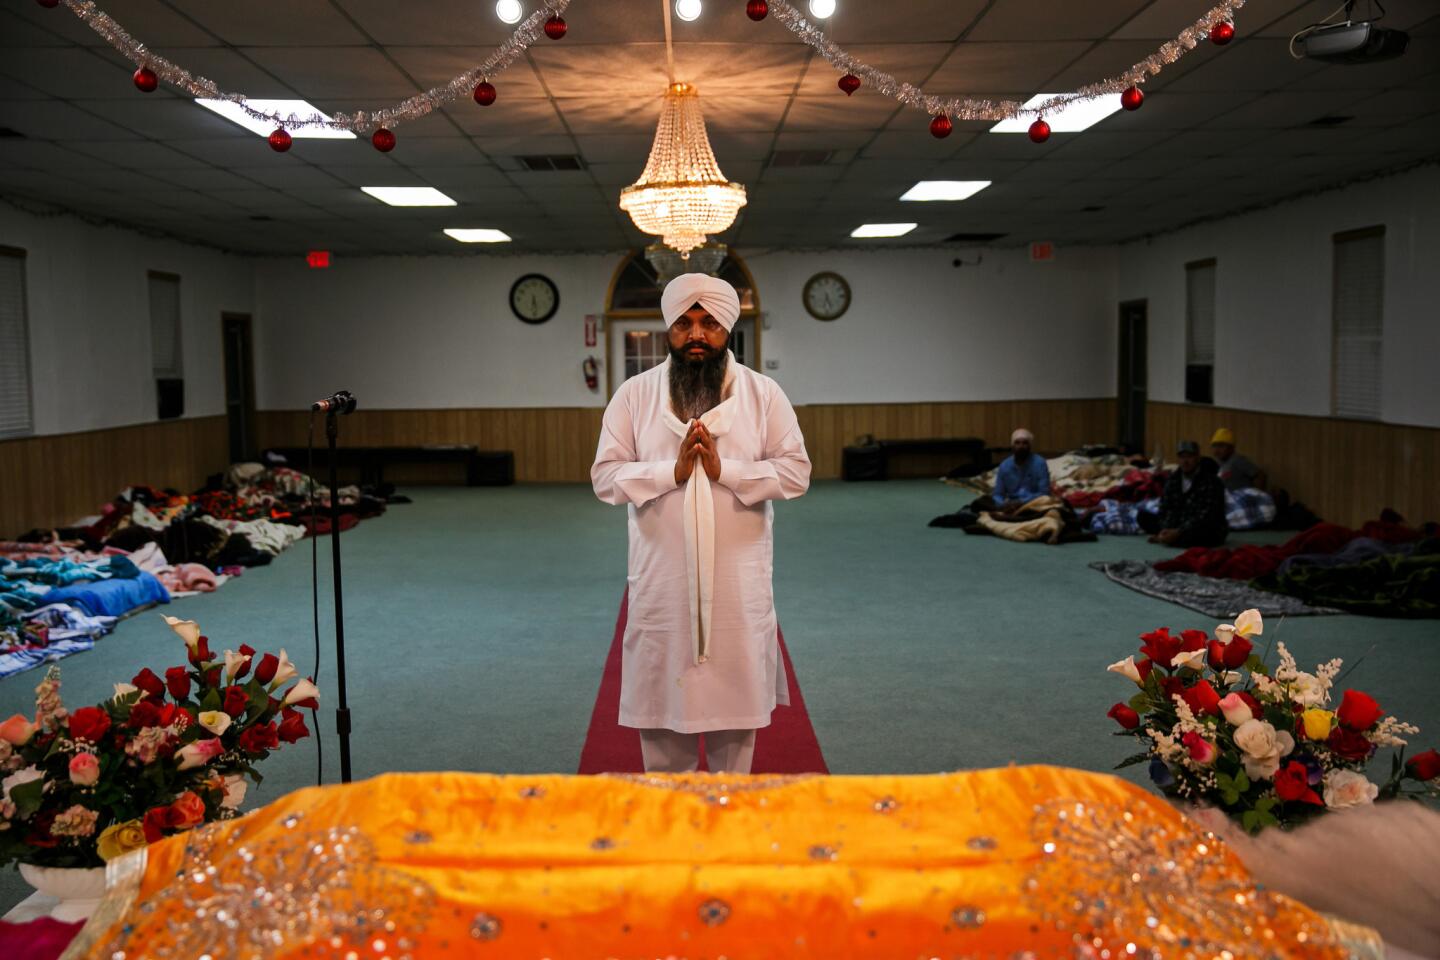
left=149, top=272, right=182, bottom=378
left=1185, top=261, right=1216, bottom=365
left=1332, top=231, right=1384, bottom=420
left=0, top=251, right=33, bottom=440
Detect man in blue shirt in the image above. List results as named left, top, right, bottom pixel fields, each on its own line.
left=991, top=428, right=1051, bottom=506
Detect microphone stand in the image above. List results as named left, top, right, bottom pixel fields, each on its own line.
left=324, top=410, right=354, bottom=783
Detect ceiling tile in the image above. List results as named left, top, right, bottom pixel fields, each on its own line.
left=0, top=100, right=137, bottom=139
left=169, top=1, right=369, bottom=46
left=968, top=0, right=1151, bottom=42
left=242, top=47, right=420, bottom=99
left=928, top=42, right=1093, bottom=92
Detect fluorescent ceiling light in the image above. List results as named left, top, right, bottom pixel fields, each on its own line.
left=900, top=180, right=992, bottom=202
left=360, top=187, right=457, bottom=207
left=809, top=0, right=837, bottom=18
left=850, top=223, right=916, bottom=239
left=444, top=228, right=512, bottom=244
left=195, top=98, right=355, bottom=139
left=989, top=93, right=1122, bottom=133
left=495, top=0, right=523, bottom=24
left=675, top=0, right=702, bottom=21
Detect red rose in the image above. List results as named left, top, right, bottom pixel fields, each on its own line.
left=132, top=667, right=165, bottom=698
left=165, top=667, right=191, bottom=700
left=1159, top=675, right=1185, bottom=703
left=1208, top=635, right=1255, bottom=671
left=168, top=790, right=206, bottom=829
left=203, top=666, right=222, bottom=689
left=128, top=700, right=162, bottom=729
left=253, top=653, right=279, bottom=685
left=1180, top=680, right=1222, bottom=717
left=1328, top=726, right=1375, bottom=762
left=1139, top=628, right=1181, bottom=670
left=1406, top=748, right=1440, bottom=782
left=68, top=706, right=111, bottom=743
left=142, top=805, right=173, bottom=843
left=223, top=686, right=250, bottom=718
left=234, top=645, right=256, bottom=680
left=1179, top=629, right=1208, bottom=653
left=238, top=722, right=279, bottom=755
left=1336, top=690, right=1383, bottom=731
left=1135, top=658, right=1155, bottom=683
left=188, top=635, right=213, bottom=667
left=278, top=708, right=310, bottom=743
left=1107, top=702, right=1140, bottom=730
left=1274, top=761, right=1322, bottom=805
left=1236, top=691, right=1262, bottom=719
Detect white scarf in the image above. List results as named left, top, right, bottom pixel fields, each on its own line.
left=662, top=353, right=738, bottom=666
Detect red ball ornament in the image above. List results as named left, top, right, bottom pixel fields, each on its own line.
left=1028, top=118, right=1051, bottom=143
left=838, top=74, right=861, bottom=96
left=1120, top=86, right=1144, bottom=111
left=36, top=0, right=61, bottom=8
left=745, top=0, right=768, bottom=21
left=544, top=15, right=567, bottom=40
left=929, top=114, right=953, bottom=139
left=371, top=128, right=396, bottom=153
left=1209, top=20, right=1235, bottom=45
left=132, top=66, right=158, bottom=93
left=473, top=81, right=497, bottom=106
left=268, top=128, right=292, bottom=153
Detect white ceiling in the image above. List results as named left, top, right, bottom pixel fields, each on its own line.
left=0, top=0, right=1436, bottom=255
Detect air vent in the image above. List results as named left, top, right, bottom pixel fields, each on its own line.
left=0, top=127, right=25, bottom=139
left=766, top=149, right=835, bottom=168
left=517, top=154, right=586, bottom=171
left=1307, top=115, right=1353, bottom=126
left=944, top=232, right=1007, bottom=243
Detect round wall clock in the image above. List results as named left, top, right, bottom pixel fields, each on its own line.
left=802, top=271, right=851, bottom=321
left=510, top=273, right=559, bottom=324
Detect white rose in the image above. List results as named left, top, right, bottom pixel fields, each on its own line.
left=1288, top=672, right=1326, bottom=707
left=1234, top=720, right=1295, bottom=782
left=221, top=774, right=248, bottom=810
left=1323, top=769, right=1378, bottom=809
left=1108, top=656, right=1143, bottom=685
left=197, top=711, right=232, bottom=736
left=2, top=765, right=44, bottom=804
left=1170, top=649, right=1205, bottom=672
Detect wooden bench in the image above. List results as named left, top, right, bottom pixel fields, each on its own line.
left=266, top=446, right=514, bottom=487
left=842, top=437, right=988, bottom=481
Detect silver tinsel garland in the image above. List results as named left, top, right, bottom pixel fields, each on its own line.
left=768, top=0, right=1249, bottom=122
left=60, top=0, right=571, bottom=133
left=59, top=0, right=1243, bottom=132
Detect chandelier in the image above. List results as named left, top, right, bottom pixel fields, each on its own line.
left=619, top=82, right=747, bottom=257
left=645, top=241, right=727, bottom=286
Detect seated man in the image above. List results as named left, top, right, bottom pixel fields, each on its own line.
left=1211, top=428, right=1267, bottom=491
left=991, top=428, right=1051, bottom=507
left=1137, top=440, right=1228, bottom=547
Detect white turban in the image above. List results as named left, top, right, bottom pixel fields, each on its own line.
left=1011, top=428, right=1034, bottom=443
left=661, top=274, right=741, bottom=332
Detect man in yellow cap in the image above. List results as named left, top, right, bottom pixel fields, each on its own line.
left=1210, top=428, right=1267, bottom=492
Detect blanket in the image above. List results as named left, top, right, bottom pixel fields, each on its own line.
left=41, top=571, right=169, bottom=618
left=1090, top=560, right=1342, bottom=618
left=1257, top=538, right=1440, bottom=618
left=938, top=495, right=1097, bottom=545
left=1154, top=514, right=1429, bottom=580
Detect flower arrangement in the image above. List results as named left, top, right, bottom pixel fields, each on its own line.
left=1108, top=609, right=1439, bottom=832
left=0, top=617, right=318, bottom=868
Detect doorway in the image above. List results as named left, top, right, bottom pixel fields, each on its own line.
left=1117, top=300, right=1147, bottom=453
left=221, top=313, right=256, bottom=464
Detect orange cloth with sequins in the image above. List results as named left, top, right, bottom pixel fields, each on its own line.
left=66, top=766, right=1370, bottom=959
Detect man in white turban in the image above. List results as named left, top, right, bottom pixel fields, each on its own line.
left=591, top=273, right=811, bottom=774
left=991, top=427, right=1050, bottom=506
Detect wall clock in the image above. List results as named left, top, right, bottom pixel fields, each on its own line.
left=510, top=273, right=559, bottom=324
left=802, top=271, right=851, bottom=321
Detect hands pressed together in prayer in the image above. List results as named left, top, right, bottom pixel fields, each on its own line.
left=1149, top=528, right=1182, bottom=546
left=674, top=419, right=721, bottom=485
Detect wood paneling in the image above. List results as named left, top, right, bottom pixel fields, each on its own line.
left=1147, top=402, right=1440, bottom=528
left=0, top=417, right=228, bottom=536
left=256, top=400, right=1117, bottom=486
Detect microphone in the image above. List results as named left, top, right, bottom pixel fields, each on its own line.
left=311, top=390, right=357, bottom=415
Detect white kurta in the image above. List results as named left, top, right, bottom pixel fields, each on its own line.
left=591, top=353, right=811, bottom=733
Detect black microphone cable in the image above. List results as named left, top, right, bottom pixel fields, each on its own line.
left=307, top=413, right=323, bottom=786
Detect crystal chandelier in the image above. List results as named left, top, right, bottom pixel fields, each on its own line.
left=645, top=241, right=727, bottom=286
left=619, top=82, right=747, bottom=257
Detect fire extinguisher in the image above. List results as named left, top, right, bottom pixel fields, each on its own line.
left=583, top=356, right=599, bottom=391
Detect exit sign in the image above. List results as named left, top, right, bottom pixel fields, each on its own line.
left=306, top=250, right=331, bottom=268
left=1029, top=241, right=1055, bottom=262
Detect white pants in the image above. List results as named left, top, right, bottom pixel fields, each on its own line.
left=638, top=728, right=757, bottom=774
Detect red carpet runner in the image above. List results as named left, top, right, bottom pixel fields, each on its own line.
left=577, top=591, right=828, bottom=774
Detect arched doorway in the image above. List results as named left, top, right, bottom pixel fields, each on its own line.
left=602, top=249, right=761, bottom=396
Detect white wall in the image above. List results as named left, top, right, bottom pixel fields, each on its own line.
left=1117, top=164, right=1440, bottom=428
left=253, top=245, right=1120, bottom=410
left=0, top=205, right=253, bottom=436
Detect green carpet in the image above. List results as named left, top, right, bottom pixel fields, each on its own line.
left=3, top=480, right=1437, bottom=914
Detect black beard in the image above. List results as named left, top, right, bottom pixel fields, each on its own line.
left=669, top=339, right=728, bottom=422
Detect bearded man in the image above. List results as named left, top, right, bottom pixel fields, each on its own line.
left=591, top=274, right=811, bottom=774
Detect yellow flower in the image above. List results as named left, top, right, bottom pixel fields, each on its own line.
left=96, top=819, right=148, bottom=862
left=1301, top=708, right=1335, bottom=741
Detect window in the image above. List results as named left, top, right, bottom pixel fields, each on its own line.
left=1331, top=226, right=1385, bottom=420
left=148, top=271, right=184, bottom=419
left=1184, top=258, right=1216, bottom=405
left=0, top=247, right=33, bottom=439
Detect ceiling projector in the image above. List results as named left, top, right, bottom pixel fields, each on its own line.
left=1293, top=19, right=1410, bottom=63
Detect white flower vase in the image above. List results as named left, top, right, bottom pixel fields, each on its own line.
left=18, top=863, right=108, bottom=922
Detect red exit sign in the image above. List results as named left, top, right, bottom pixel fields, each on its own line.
left=1029, top=241, right=1055, bottom=262
left=306, top=250, right=331, bottom=269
